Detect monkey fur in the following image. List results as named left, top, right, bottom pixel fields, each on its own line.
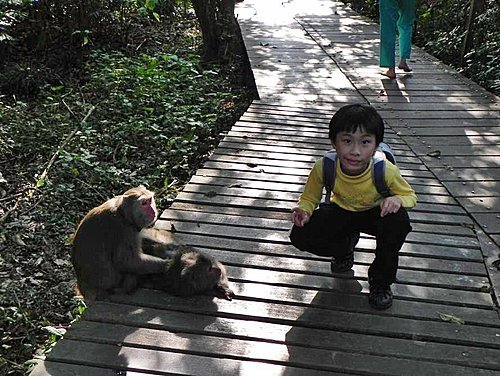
left=139, top=238, right=235, bottom=301
left=71, top=185, right=167, bottom=301
left=71, top=185, right=234, bottom=301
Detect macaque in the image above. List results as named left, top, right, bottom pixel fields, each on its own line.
left=71, top=185, right=167, bottom=301
left=71, top=185, right=234, bottom=301
left=139, top=239, right=235, bottom=301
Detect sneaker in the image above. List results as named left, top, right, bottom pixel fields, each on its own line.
left=330, top=232, right=359, bottom=273
left=368, top=284, right=393, bottom=310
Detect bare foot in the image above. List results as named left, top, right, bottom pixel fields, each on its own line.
left=381, top=68, right=396, bottom=79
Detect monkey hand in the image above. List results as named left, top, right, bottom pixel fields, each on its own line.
left=291, top=208, right=310, bottom=227
left=380, top=196, right=402, bottom=217
left=216, top=284, right=235, bottom=301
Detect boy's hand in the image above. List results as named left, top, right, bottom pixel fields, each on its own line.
left=380, top=196, right=402, bottom=217
left=292, top=208, right=310, bottom=227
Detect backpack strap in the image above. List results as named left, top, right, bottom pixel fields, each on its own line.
left=322, top=148, right=392, bottom=202
left=372, top=156, right=391, bottom=198
left=323, top=150, right=337, bottom=204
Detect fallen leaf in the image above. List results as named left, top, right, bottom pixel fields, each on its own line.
left=228, top=183, right=242, bottom=188
left=426, top=150, right=441, bottom=157
left=492, top=258, right=500, bottom=270
left=42, top=326, right=66, bottom=337
left=438, top=312, right=464, bottom=325
left=204, top=190, right=217, bottom=197
left=460, top=222, right=475, bottom=230
left=13, top=234, right=26, bottom=246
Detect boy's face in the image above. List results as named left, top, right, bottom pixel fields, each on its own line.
left=332, top=127, right=378, bottom=176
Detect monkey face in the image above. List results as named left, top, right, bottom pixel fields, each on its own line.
left=122, top=185, right=158, bottom=229
left=178, top=251, right=221, bottom=292
left=138, top=196, right=157, bottom=227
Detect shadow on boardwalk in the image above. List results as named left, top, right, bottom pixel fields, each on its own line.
left=31, top=1, right=500, bottom=375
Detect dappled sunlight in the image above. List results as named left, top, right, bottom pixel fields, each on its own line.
left=237, top=0, right=335, bottom=25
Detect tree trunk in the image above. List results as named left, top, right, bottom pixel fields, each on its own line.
left=191, top=0, right=257, bottom=95
left=191, top=0, right=220, bottom=61
left=460, top=0, right=485, bottom=67
left=191, top=0, right=240, bottom=62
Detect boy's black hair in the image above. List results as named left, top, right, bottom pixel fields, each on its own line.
left=328, top=104, right=384, bottom=145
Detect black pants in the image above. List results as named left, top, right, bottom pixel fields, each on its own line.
left=289, top=203, right=412, bottom=287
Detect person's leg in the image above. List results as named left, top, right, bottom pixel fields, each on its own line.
left=369, top=208, right=411, bottom=286
left=379, top=0, right=399, bottom=78
left=289, top=204, right=357, bottom=260
left=397, top=0, right=417, bottom=71
left=358, top=206, right=412, bottom=309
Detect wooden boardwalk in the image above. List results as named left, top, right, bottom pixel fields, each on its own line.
left=31, top=1, right=500, bottom=375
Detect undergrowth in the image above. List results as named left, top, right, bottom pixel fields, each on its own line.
left=0, top=11, right=253, bottom=375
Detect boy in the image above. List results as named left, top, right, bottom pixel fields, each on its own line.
left=289, top=104, right=417, bottom=310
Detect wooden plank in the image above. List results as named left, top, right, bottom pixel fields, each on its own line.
left=204, top=155, right=430, bottom=174
left=66, top=320, right=500, bottom=373
left=455, top=197, right=500, bottom=213
left=221, top=135, right=414, bottom=155
left=172, top=190, right=473, bottom=225
left=47, top=338, right=340, bottom=376
left=189, top=169, right=444, bottom=192
left=159, top=221, right=483, bottom=262
left=378, top=110, right=499, bottom=120
left=178, top=182, right=468, bottom=216
left=52, top=325, right=500, bottom=376
left=158, top=209, right=479, bottom=252
left=371, top=89, right=491, bottom=99
left=393, top=126, right=500, bottom=137
left=228, top=128, right=409, bottom=147
left=371, top=102, right=498, bottom=112
left=421, top=155, right=500, bottom=169
left=406, top=144, right=500, bottom=156
left=122, top=284, right=498, bottom=326
left=86, top=297, right=499, bottom=348
left=441, top=181, right=500, bottom=198
left=29, top=362, right=120, bottom=376
left=425, top=167, right=500, bottom=181
left=365, top=95, right=499, bottom=105
left=170, top=200, right=477, bottom=237
left=471, top=213, right=500, bottom=234
left=403, top=136, right=500, bottom=147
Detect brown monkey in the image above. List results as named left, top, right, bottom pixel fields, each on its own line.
left=71, top=185, right=167, bottom=301
left=139, top=241, right=235, bottom=301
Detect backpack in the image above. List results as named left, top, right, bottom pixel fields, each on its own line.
left=322, top=142, right=396, bottom=204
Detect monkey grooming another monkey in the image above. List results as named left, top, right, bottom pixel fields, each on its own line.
left=71, top=185, right=167, bottom=301
left=71, top=185, right=234, bottom=301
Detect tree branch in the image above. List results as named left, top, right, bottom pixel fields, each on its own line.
left=35, top=105, right=95, bottom=189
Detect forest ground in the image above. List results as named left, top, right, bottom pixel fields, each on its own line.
left=0, top=10, right=254, bottom=375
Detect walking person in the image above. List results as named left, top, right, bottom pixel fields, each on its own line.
left=379, top=0, right=417, bottom=79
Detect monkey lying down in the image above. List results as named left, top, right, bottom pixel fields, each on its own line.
left=70, top=185, right=234, bottom=302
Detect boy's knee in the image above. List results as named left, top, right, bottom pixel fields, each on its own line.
left=379, top=208, right=412, bottom=240
left=289, top=225, right=307, bottom=250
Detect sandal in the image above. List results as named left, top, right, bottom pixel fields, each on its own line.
left=397, top=64, right=412, bottom=72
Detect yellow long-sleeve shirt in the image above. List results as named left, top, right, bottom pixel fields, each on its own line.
left=297, top=158, right=417, bottom=215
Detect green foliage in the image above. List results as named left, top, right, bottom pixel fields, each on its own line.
left=0, top=5, right=252, bottom=373
left=52, top=49, right=241, bottom=196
